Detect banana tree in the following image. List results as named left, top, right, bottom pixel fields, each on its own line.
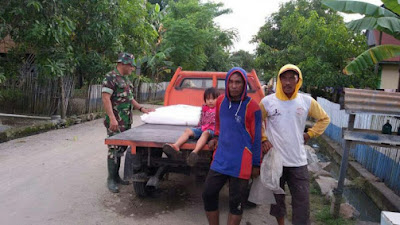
left=322, top=0, right=400, bottom=74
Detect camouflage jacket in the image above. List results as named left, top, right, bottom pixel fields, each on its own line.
left=102, top=68, right=134, bottom=134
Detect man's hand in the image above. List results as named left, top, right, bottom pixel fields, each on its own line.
left=303, top=133, right=310, bottom=144
left=109, top=117, right=119, bottom=132
left=141, top=107, right=155, bottom=114
left=251, top=167, right=260, bottom=178
left=208, top=138, right=218, bottom=150
left=262, top=140, right=273, bottom=154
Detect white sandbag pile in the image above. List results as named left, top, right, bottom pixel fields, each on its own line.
left=141, top=104, right=201, bottom=126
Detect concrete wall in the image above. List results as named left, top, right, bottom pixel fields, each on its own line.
left=380, top=64, right=399, bottom=90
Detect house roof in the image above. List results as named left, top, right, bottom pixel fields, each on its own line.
left=372, top=30, right=400, bottom=62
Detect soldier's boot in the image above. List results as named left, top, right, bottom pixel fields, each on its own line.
left=107, top=158, right=119, bottom=193
left=116, top=157, right=129, bottom=185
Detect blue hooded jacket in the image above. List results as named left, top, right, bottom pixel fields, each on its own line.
left=210, top=67, right=262, bottom=179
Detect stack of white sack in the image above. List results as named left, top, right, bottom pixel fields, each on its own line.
left=140, top=104, right=201, bottom=126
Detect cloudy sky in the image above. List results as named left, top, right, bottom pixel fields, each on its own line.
left=206, top=0, right=384, bottom=53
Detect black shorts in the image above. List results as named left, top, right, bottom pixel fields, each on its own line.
left=202, top=169, right=249, bottom=215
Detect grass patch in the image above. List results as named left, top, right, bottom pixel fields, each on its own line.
left=309, top=181, right=355, bottom=225
left=314, top=207, right=355, bottom=225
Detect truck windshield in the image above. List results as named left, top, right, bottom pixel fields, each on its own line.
left=180, top=78, right=213, bottom=88
left=217, top=79, right=251, bottom=91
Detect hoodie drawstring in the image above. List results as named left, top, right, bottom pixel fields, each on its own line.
left=234, top=100, right=243, bottom=123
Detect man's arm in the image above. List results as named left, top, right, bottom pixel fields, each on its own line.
left=102, top=92, right=118, bottom=132
left=131, top=98, right=155, bottom=113
left=259, top=101, right=272, bottom=153
left=307, top=98, right=330, bottom=138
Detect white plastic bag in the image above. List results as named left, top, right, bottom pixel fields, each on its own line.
left=248, top=176, right=276, bottom=205
left=260, top=147, right=285, bottom=194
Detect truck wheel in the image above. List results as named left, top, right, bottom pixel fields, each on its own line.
left=133, top=181, right=147, bottom=197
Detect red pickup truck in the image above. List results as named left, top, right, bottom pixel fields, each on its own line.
left=105, top=67, right=264, bottom=197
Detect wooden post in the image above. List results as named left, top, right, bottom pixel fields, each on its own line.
left=332, top=114, right=355, bottom=217
left=59, top=76, right=66, bottom=119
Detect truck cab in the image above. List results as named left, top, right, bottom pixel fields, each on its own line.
left=164, top=67, right=264, bottom=106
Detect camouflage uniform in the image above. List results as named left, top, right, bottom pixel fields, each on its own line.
left=102, top=68, right=134, bottom=159
left=102, top=52, right=136, bottom=193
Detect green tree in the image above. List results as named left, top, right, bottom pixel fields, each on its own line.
left=0, top=0, right=156, bottom=115
left=138, top=3, right=173, bottom=83
left=229, top=50, right=255, bottom=72
left=161, top=0, right=235, bottom=71
left=253, top=0, right=378, bottom=96
left=322, top=0, right=400, bottom=75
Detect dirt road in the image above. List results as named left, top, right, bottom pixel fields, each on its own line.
left=0, top=113, right=282, bottom=225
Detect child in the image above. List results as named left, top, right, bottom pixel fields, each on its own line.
left=163, top=87, right=219, bottom=166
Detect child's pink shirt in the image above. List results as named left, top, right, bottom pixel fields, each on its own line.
left=198, top=105, right=216, bottom=132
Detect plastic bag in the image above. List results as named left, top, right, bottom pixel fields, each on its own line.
left=260, top=147, right=285, bottom=194
left=248, top=176, right=276, bottom=205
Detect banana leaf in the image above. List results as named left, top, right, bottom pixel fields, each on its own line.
left=347, top=16, right=400, bottom=39
left=322, top=0, right=398, bottom=17
left=382, top=0, right=400, bottom=15
left=344, top=44, right=400, bottom=74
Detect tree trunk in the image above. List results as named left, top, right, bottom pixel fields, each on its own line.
left=59, top=76, right=66, bottom=119
left=135, top=65, right=141, bottom=102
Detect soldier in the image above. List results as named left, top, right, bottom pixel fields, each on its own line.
left=102, top=52, right=154, bottom=193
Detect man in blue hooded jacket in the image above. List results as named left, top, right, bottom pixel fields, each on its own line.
left=202, top=67, right=262, bottom=225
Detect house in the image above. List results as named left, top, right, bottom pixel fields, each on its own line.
left=366, top=30, right=400, bottom=91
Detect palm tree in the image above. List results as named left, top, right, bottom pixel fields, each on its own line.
left=322, top=0, right=400, bottom=75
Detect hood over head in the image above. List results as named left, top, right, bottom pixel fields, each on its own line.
left=276, top=64, right=303, bottom=101
left=225, top=67, right=248, bottom=102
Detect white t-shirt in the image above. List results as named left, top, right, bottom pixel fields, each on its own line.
left=260, top=93, right=312, bottom=167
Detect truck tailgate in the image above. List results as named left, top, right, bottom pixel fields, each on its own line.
left=105, top=124, right=211, bottom=154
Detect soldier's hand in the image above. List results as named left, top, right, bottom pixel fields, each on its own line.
left=141, top=107, right=155, bottom=114
left=109, top=118, right=119, bottom=132
left=262, top=140, right=273, bottom=154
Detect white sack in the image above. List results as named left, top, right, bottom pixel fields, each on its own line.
left=248, top=176, right=276, bottom=205
left=141, top=104, right=201, bottom=126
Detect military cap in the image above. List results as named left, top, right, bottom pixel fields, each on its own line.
left=116, top=52, right=135, bottom=67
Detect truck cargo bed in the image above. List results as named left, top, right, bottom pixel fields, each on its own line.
left=105, top=124, right=211, bottom=154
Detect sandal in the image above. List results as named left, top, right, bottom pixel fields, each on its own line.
left=186, top=152, right=199, bottom=167
left=162, top=143, right=181, bottom=159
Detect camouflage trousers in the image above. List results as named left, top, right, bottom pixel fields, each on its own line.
left=106, top=128, right=129, bottom=161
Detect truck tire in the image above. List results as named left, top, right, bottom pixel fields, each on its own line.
left=133, top=181, right=147, bottom=197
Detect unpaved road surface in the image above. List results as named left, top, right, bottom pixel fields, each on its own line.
left=0, top=112, right=282, bottom=225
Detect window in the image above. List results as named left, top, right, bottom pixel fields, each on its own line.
left=217, top=79, right=251, bottom=90
left=179, top=78, right=213, bottom=88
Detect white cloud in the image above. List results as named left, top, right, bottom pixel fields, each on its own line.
left=207, top=0, right=384, bottom=53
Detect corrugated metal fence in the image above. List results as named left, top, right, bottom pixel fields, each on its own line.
left=86, top=85, right=103, bottom=113
left=85, top=82, right=168, bottom=113
left=318, top=97, right=400, bottom=194
left=137, top=82, right=169, bottom=102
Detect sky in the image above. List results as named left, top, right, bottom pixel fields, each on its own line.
left=206, top=0, right=384, bottom=53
